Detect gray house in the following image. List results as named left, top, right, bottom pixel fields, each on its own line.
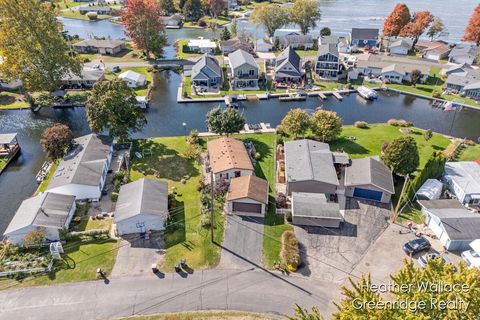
left=344, top=157, right=394, bottom=203
left=291, top=192, right=342, bottom=228
left=445, top=69, right=480, bottom=98
left=191, top=54, right=222, bottom=89
left=448, top=44, right=478, bottom=65
left=73, top=39, right=126, bottom=55
left=284, top=139, right=339, bottom=196
left=228, top=49, right=260, bottom=90
left=277, top=35, right=314, bottom=50
left=351, top=28, right=379, bottom=48
left=315, top=44, right=340, bottom=79
left=274, top=46, right=304, bottom=83
left=220, top=38, right=253, bottom=55
left=61, top=68, right=105, bottom=88
left=443, top=161, right=480, bottom=205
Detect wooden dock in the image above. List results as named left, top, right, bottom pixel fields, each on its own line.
left=332, top=91, right=343, bottom=100
left=318, top=92, right=327, bottom=100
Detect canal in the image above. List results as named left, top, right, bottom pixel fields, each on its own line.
left=1, top=70, right=480, bottom=232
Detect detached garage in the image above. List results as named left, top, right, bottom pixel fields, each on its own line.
left=291, top=192, right=342, bottom=228
left=114, top=178, right=169, bottom=235
left=344, top=157, right=394, bottom=204
left=227, top=175, right=268, bottom=216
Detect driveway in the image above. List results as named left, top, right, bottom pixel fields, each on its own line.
left=218, top=214, right=264, bottom=269
left=294, top=199, right=391, bottom=283
left=111, top=232, right=165, bottom=277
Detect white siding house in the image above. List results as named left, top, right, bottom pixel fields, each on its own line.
left=118, top=70, right=147, bottom=88
left=443, top=161, right=480, bottom=205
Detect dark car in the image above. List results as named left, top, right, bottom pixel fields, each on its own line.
left=403, top=237, right=431, bottom=255
left=112, top=66, right=121, bottom=73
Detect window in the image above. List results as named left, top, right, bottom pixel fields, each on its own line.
left=235, top=171, right=241, bottom=177
left=249, top=69, right=255, bottom=76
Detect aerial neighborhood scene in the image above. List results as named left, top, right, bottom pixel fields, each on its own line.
left=1, top=0, right=480, bottom=319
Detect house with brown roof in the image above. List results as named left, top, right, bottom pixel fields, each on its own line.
left=227, top=175, right=268, bottom=216
left=415, top=40, right=451, bottom=61
left=73, top=39, right=125, bottom=55
left=207, top=137, right=254, bottom=182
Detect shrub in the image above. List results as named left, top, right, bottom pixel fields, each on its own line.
left=423, top=129, right=433, bottom=141
left=200, top=215, right=211, bottom=228
left=432, top=90, right=442, bottom=98
left=354, top=121, right=368, bottom=128
left=70, top=229, right=109, bottom=237
left=86, top=12, right=98, bottom=20
left=464, top=139, right=476, bottom=146
left=276, top=135, right=284, bottom=146
left=254, top=152, right=261, bottom=160
left=187, top=129, right=200, bottom=145
left=276, top=124, right=286, bottom=136
left=387, top=119, right=413, bottom=127
left=276, top=192, right=287, bottom=208
left=285, top=211, right=292, bottom=222
left=181, top=178, right=187, bottom=184
left=281, top=231, right=301, bottom=271
left=197, top=180, right=206, bottom=192
left=197, top=18, right=207, bottom=27
left=83, top=57, right=91, bottom=63
left=110, top=192, right=118, bottom=202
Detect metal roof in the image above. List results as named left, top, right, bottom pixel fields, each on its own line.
left=444, top=161, right=480, bottom=195
left=0, top=133, right=17, bottom=144
left=416, top=179, right=443, bottom=200
left=115, top=178, right=168, bottom=223
left=291, top=192, right=342, bottom=219
left=284, top=139, right=339, bottom=186
left=4, top=192, right=75, bottom=235
left=119, top=70, right=146, bottom=83
left=344, top=157, right=394, bottom=194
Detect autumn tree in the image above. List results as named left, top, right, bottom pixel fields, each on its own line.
left=289, top=0, right=321, bottom=35
left=382, top=136, right=419, bottom=176
left=86, top=78, right=147, bottom=141
left=40, top=123, right=74, bottom=161
left=410, top=69, right=422, bottom=86
left=399, top=11, right=434, bottom=48
left=382, top=3, right=411, bottom=38
left=250, top=3, right=289, bottom=37
left=0, top=0, right=81, bottom=93
left=280, top=108, right=310, bottom=138
left=310, top=110, right=342, bottom=142
left=158, top=0, right=176, bottom=15
left=122, top=0, right=167, bottom=59
left=206, top=0, right=225, bottom=18
left=205, top=107, right=246, bottom=135
left=427, top=17, right=444, bottom=40
left=23, top=229, right=46, bottom=248
left=463, top=3, right=480, bottom=45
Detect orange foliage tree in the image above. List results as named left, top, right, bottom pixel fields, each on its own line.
left=121, top=0, right=166, bottom=59
left=463, top=3, right=480, bottom=45
left=399, top=10, right=434, bottom=48
left=383, top=3, right=411, bottom=37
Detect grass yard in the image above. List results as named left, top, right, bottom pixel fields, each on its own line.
left=0, top=236, right=119, bottom=289
left=129, top=137, right=224, bottom=271
left=0, top=92, right=29, bottom=109
left=329, top=124, right=451, bottom=170
left=458, top=145, right=480, bottom=161
left=397, top=205, right=424, bottom=224
left=118, top=310, right=275, bottom=320
left=74, top=217, right=113, bottom=232
left=35, top=161, right=59, bottom=195
left=60, top=9, right=111, bottom=20
left=176, top=39, right=203, bottom=60
left=54, top=0, right=91, bottom=9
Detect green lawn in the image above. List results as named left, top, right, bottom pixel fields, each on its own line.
left=60, top=10, right=111, bottom=21
left=329, top=124, right=451, bottom=170
left=176, top=39, right=203, bottom=60
left=74, top=217, right=113, bottom=232
left=54, top=0, right=91, bottom=9
left=0, top=157, right=7, bottom=172
left=458, top=145, right=480, bottom=161
left=130, top=137, right=224, bottom=271
left=0, top=92, right=29, bottom=109
left=35, top=161, right=59, bottom=195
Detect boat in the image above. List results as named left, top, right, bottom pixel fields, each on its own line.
left=279, top=91, right=307, bottom=102
left=357, top=86, right=378, bottom=100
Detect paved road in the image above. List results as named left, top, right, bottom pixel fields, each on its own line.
left=0, top=268, right=340, bottom=320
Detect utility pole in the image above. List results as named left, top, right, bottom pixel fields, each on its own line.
left=210, top=170, right=215, bottom=243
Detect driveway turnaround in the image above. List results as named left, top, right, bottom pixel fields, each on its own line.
left=0, top=268, right=341, bottom=320
left=218, top=215, right=264, bottom=269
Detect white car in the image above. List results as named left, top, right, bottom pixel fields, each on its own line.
left=461, top=239, right=480, bottom=268
left=417, top=253, right=451, bottom=268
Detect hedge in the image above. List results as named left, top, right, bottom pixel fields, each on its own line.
left=281, top=230, right=301, bottom=271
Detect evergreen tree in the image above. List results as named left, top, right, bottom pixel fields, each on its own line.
left=220, top=27, right=231, bottom=41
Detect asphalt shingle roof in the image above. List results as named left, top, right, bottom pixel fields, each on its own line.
left=191, top=54, right=222, bottom=81
left=344, top=157, right=394, bottom=194
left=228, top=49, right=258, bottom=70
left=351, top=28, right=379, bottom=40
left=227, top=175, right=269, bottom=204
left=291, top=192, right=342, bottom=219
left=275, top=46, right=301, bottom=75
left=207, top=137, right=254, bottom=174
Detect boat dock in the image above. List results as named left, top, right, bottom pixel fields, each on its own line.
left=0, top=133, right=21, bottom=175
left=332, top=91, right=343, bottom=100
left=318, top=92, right=327, bottom=100
left=198, top=122, right=275, bottom=137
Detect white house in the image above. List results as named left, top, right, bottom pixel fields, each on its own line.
left=227, top=175, right=268, bottom=216
left=254, top=39, right=273, bottom=53
left=443, top=161, right=480, bottom=205
left=419, top=199, right=480, bottom=251
left=207, top=137, right=254, bottom=182
left=118, top=70, right=147, bottom=88
left=46, top=134, right=113, bottom=201
left=114, top=178, right=169, bottom=235
left=187, top=37, right=217, bottom=54
left=389, top=39, right=411, bottom=55
left=3, top=192, right=76, bottom=246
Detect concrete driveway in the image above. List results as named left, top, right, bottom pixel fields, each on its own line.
left=294, top=198, right=391, bottom=283
left=111, top=232, right=165, bottom=277
left=218, top=214, right=264, bottom=269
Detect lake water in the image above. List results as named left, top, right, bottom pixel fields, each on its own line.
left=1, top=70, right=480, bottom=233
left=61, top=0, right=477, bottom=43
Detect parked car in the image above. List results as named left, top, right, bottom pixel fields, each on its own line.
left=112, top=66, right=121, bottom=73
left=403, top=237, right=431, bottom=255
left=418, top=253, right=451, bottom=268
left=92, top=64, right=101, bottom=70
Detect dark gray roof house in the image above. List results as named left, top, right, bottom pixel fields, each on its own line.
left=351, top=28, right=379, bottom=47
left=220, top=37, right=253, bottom=55
left=274, top=46, right=303, bottom=81
left=291, top=192, right=343, bottom=228
left=278, top=35, right=314, bottom=49
left=228, top=49, right=258, bottom=70
left=191, top=54, right=222, bottom=88
left=449, top=44, right=478, bottom=65
left=317, top=43, right=339, bottom=58
left=284, top=139, right=339, bottom=195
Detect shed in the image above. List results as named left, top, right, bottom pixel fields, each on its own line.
left=114, top=178, right=169, bottom=235
left=291, top=192, right=342, bottom=228
left=118, top=70, right=147, bottom=88
left=226, top=175, right=268, bottom=216
left=443, top=161, right=480, bottom=205
left=416, top=179, right=443, bottom=200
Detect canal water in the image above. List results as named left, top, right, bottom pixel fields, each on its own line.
left=60, top=0, right=476, bottom=43
left=1, top=69, right=480, bottom=233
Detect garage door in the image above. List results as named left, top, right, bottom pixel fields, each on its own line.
left=233, top=202, right=262, bottom=213
left=353, top=188, right=383, bottom=201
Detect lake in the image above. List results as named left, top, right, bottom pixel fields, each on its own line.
left=1, top=70, right=480, bottom=233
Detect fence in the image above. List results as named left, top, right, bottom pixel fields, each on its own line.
left=0, top=258, right=54, bottom=278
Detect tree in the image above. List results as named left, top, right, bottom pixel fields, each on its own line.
left=463, top=3, right=480, bottom=45
left=382, top=136, right=419, bottom=176
left=250, top=3, right=289, bottom=37
left=382, top=3, right=411, bottom=37
left=23, top=229, right=46, bottom=248
left=289, top=0, right=321, bottom=35
left=0, top=0, right=81, bottom=93
left=320, top=27, right=331, bottom=37
left=159, top=0, right=176, bottom=15
left=280, top=108, right=310, bottom=138
left=40, top=123, right=73, bottom=161
left=205, top=107, right=246, bottom=135
left=230, top=17, right=238, bottom=37
left=426, top=17, right=444, bottom=40
left=220, top=27, right=231, bottom=41
left=207, top=21, right=218, bottom=40
left=122, top=0, right=166, bottom=59
left=206, top=0, right=224, bottom=18
left=86, top=78, right=147, bottom=141
left=423, top=129, right=433, bottom=141
left=183, top=0, right=203, bottom=22
left=410, top=69, right=422, bottom=86
left=310, top=110, right=342, bottom=142
left=399, top=11, right=434, bottom=49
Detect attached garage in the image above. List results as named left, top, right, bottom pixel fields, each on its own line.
left=114, top=178, right=169, bottom=236
left=353, top=188, right=383, bottom=201
left=291, top=192, right=342, bottom=228
left=227, top=175, right=268, bottom=216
